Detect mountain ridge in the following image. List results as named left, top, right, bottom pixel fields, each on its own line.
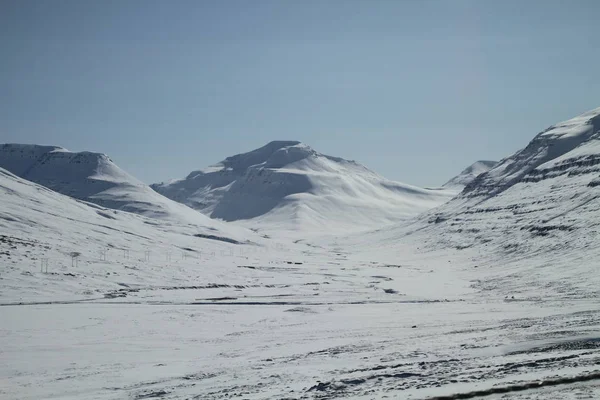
left=410, top=106, right=600, bottom=256
left=462, top=107, right=600, bottom=198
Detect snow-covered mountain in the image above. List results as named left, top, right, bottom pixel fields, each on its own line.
left=462, top=107, right=600, bottom=199
left=376, top=107, right=600, bottom=297
left=152, top=140, right=456, bottom=232
left=422, top=106, right=600, bottom=247
left=442, top=160, right=497, bottom=190
left=339, top=106, right=600, bottom=306
left=0, top=144, right=250, bottom=237
left=0, top=165, right=281, bottom=303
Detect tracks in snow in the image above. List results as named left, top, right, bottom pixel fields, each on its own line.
left=427, top=370, right=600, bottom=400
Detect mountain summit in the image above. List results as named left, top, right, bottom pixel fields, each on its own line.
left=443, top=160, right=497, bottom=190
left=463, top=107, right=600, bottom=198
left=152, top=141, right=456, bottom=232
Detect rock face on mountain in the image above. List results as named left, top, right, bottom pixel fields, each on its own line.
left=152, top=141, right=456, bottom=232
left=0, top=144, right=244, bottom=234
left=463, top=108, right=600, bottom=198
left=443, top=160, right=497, bottom=190
left=418, top=106, right=600, bottom=256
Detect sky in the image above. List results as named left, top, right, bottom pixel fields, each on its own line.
left=1, top=0, right=599, bottom=187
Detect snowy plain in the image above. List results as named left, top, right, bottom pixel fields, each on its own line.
left=2, top=171, right=599, bottom=399
left=3, top=108, right=600, bottom=399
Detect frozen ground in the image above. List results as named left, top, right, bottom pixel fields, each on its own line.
left=2, top=216, right=600, bottom=400
left=2, top=181, right=600, bottom=399
left=3, top=245, right=600, bottom=400
left=2, top=177, right=600, bottom=399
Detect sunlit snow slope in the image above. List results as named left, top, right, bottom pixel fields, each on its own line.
left=0, top=144, right=246, bottom=237
left=0, top=166, right=272, bottom=302
left=152, top=141, right=455, bottom=232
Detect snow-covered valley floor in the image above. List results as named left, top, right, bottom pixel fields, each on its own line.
left=2, top=151, right=600, bottom=399
left=3, top=239, right=600, bottom=400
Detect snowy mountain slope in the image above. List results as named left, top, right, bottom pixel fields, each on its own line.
left=442, top=160, right=497, bottom=189
left=354, top=106, right=600, bottom=302
left=0, top=144, right=245, bottom=234
left=152, top=141, right=456, bottom=232
left=426, top=106, right=600, bottom=238
left=462, top=107, right=600, bottom=198
left=4, top=162, right=600, bottom=400
left=0, top=166, right=293, bottom=302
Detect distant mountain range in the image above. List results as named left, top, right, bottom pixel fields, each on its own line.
left=8, top=104, right=597, bottom=239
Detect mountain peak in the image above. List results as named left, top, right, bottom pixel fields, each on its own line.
left=463, top=106, right=600, bottom=197
left=221, top=140, right=314, bottom=172
left=0, top=143, right=116, bottom=177
left=152, top=141, right=456, bottom=232
left=263, top=140, right=302, bottom=149
left=443, top=160, right=497, bottom=189
left=464, top=160, right=497, bottom=173
left=181, top=141, right=317, bottom=180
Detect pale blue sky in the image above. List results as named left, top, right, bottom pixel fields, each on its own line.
left=1, top=0, right=599, bottom=186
